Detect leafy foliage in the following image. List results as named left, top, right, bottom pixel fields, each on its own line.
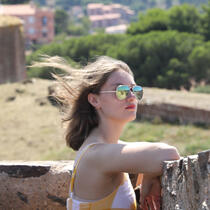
left=27, top=3, right=210, bottom=89
left=55, top=9, right=69, bottom=35
left=127, top=8, right=169, bottom=35
left=127, top=4, right=202, bottom=35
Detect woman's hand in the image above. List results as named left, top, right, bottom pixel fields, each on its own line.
left=139, top=174, right=161, bottom=210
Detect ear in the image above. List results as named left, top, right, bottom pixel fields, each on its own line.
left=88, top=93, right=101, bottom=109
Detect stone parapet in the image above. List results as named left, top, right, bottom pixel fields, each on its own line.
left=137, top=87, right=210, bottom=125
left=0, top=150, right=209, bottom=209
left=0, top=161, right=73, bottom=210
left=0, top=16, right=26, bottom=84
left=162, top=150, right=210, bottom=210
left=138, top=103, right=210, bottom=125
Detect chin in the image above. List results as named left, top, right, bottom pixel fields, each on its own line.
left=125, top=113, right=137, bottom=122
left=129, top=115, right=136, bottom=122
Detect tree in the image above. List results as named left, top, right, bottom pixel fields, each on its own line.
left=127, top=5, right=202, bottom=35
left=168, top=4, right=201, bottom=33
left=55, top=9, right=69, bottom=35
left=200, top=0, right=210, bottom=40
left=109, top=31, right=204, bottom=89
left=127, top=8, right=169, bottom=35
left=188, top=42, right=210, bottom=82
left=67, top=16, right=91, bottom=36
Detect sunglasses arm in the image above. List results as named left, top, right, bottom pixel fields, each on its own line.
left=100, top=91, right=117, bottom=93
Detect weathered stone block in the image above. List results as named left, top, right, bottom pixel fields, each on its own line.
left=162, top=150, right=210, bottom=210
left=0, top=16, right=26, bottom=84
left=0, top=161, right=73, bottom=210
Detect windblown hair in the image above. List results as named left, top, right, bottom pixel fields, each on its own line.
left=32, top=56, right=133, bottom=150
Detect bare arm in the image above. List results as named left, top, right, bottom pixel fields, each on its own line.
left=89, top=141, right=180, bottom=175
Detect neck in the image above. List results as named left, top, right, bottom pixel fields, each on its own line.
left=92, top=118, right=126, bottom=144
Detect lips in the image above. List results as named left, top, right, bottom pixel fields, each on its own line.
left=125, top=104, right=136, bottom=109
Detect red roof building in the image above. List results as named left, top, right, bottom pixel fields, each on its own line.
left=87, top=3, right=134, bottom=30
left=0, top=3, right=54, bottom=47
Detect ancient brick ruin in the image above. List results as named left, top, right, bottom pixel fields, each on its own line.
left=0, top=16, right=26, bottom=84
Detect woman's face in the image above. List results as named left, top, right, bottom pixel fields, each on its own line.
left=97, top=69, right=138, bottom=123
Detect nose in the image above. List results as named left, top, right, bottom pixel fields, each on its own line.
left=127, top=90, right=136, bottom=101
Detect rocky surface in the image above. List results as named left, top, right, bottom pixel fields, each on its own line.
left=162, top=150, right=210, bottom=210
left=0, top=150, right=209, bottom=209
left=0, top=161, right=73, bottom=210
left=0, top=16, right=26, bottom=84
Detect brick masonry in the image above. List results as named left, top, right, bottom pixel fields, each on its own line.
left=0, top=19, right=26, bottom=84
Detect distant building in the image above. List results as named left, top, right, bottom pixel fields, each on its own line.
left=105, top=24, right=128, bottom=34
left=87, top=3, right=134, bottom=31
left=0, top=3, right=54, bottom=47
left=89, top=13, right=121, bottom=28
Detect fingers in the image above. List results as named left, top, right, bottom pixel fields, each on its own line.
left=139, top=183, right=151, bottom=205
left=140, top=195, right=161, bottom=210
left=153, top=195, right=161, bottom=210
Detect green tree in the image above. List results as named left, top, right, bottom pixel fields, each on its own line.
left=55, top=9, right=69, bottom=35
left=188, top=42, right=210, bottom=82
left=109, top=31, right=204, bottom=89
left=128, top=5, right=202, bottom=35
left=200, top=1, right=210, bottom=40
left=67, top=16, right=91, bottom=36
left=127, top=8, right=169, bottom=35
left=168, top=4, right=201, bottom=33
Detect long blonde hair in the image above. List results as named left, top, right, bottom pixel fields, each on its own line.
left=32, top=56, right=133, bottom=150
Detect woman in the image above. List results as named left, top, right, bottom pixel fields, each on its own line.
left=34, top=56, right=180, bottom=209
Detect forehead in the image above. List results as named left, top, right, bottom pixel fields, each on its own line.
left=105, top=70, right=135, bottom=86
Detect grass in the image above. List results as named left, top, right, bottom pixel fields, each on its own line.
left=121, top=121, right=210, bottom=156
left=192, top=85, right=210, bottom=94
left=0, top=79, right=209, bottom=161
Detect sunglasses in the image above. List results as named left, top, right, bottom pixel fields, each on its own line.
left=100, top=85, right=143, bottom=100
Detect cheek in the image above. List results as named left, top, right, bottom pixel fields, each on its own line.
left=99, top=96, right=122, bottom=112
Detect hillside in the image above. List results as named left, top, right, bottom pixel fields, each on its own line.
left=0, top=79, right=209, bottom=160
left=0, top=79, right=75, bottom=161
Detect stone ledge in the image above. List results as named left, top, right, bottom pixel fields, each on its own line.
left=162, top=149, right=210, bottom=210
left=0, top=161, right=73, bottom=210
left=138, top=103, right=210, bottom=125
left=0, top=150, right=209, bottom=209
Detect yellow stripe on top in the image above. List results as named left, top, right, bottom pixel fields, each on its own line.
left=70, top=143, right=99, bottom=194
left=67, top=143, right=137, bottom=210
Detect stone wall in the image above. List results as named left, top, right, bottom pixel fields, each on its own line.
left=138, top=103, right=210, bottom=125
left=0, top=150, right=209, bottom=209
left=0, top=161, right=73, bottom=210
left=137, top=87, right=210, bottom=125
left=162, top=150, right=210, bottom=210
left=0, top=16, right=26, bottom=84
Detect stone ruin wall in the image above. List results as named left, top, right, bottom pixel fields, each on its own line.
left=0, top=150, right=209, bottom=210
left=138, top=103, right=210, bottom=125
left=162, top=150, right=209, bottom=210
left=0, top=16, right=26, bottom=84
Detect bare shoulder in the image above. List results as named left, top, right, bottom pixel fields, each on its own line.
left=86, top=141, right=179, bottom=175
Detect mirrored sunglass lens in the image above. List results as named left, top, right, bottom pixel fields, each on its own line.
left=133, top=86, right=143, bottom=100
left=116, top=85, right=129, bottom=100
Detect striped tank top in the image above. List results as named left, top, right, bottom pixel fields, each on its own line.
left=66, top=143, right=137, bottom=210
